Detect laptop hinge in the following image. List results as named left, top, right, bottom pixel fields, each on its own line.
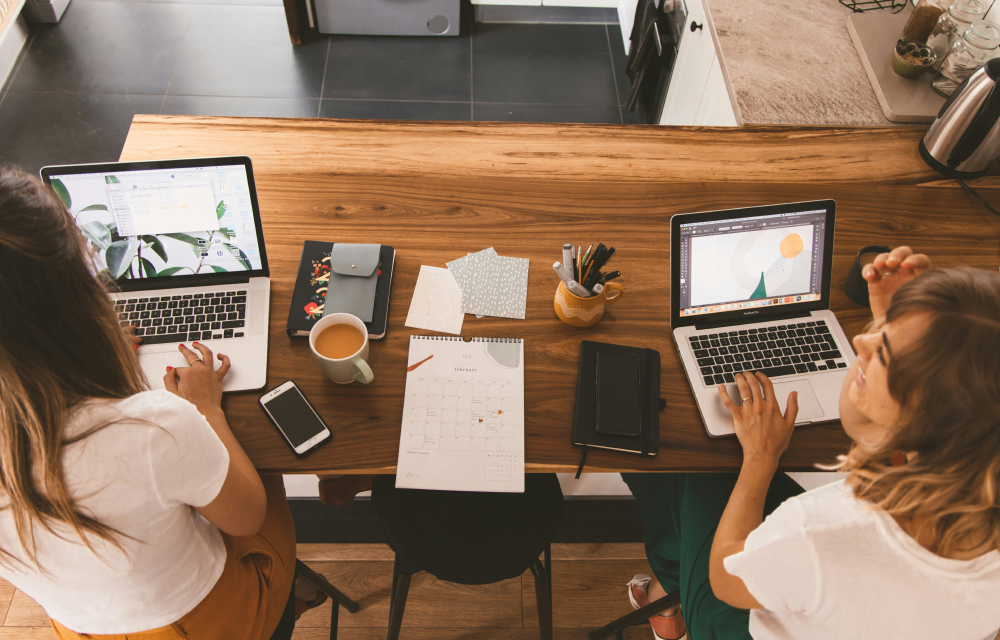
left=693, top=310, right=812, bottom=332
left=116, top=273, right=253, bottom=293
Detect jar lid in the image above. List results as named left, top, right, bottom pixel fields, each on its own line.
left=965, top=19, right=1000, bottom=49
left=950, top=0, right=987, bottom=23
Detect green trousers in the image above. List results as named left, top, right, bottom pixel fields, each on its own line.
left=621, top=473, right=805, bottom=640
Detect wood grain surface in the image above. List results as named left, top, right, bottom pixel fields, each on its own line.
left=119, top=116, right=1000, bottom=474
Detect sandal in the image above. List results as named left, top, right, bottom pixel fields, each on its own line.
left=627, top=574, right=687, bottom=640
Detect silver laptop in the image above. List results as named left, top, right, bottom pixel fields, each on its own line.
left=41, top=157, right=270, bottom=392
left=670, top=200, right=855, bottom=438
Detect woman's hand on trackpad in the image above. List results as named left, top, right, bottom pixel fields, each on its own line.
left=163, top=342, right=230, bottom=416
left=719, top=372, right=798, bottom=468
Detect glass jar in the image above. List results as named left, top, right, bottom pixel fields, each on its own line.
left=904, top=0, right=953, bottom=43
left=927, top=0, right=988, bottom=65
left=933, top=19, right=1000, bottom=96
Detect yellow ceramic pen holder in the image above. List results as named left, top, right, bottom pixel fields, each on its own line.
left=553, top=280, right=624, bottom=328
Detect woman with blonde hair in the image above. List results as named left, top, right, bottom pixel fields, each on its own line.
left=624, top=247, right=1000, bottom=640
left=0, top=166, right=322, bottom=639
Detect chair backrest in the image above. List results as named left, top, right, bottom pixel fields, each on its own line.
left=372, top=473, right=565, bottom=584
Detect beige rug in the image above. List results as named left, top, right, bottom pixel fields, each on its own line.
left=709, top=0, right=893, bottom=126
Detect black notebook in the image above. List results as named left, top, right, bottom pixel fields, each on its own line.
left=285, top=241, right=395, bottom=339
left=572, top=341, right=661, bottom=470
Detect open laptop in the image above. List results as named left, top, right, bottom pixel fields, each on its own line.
left=41, top=157, right=270, bottom=392
left=670, top=200, right=855, bottom=437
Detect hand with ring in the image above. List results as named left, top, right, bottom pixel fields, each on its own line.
left=163, top=342, right=231, bottom=416
left=719, top=372, right=799, bottom=469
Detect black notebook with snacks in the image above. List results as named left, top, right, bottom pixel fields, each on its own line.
left=286, top=241, right=395, bottom=339
left=572, top=341, right=662, bottom=475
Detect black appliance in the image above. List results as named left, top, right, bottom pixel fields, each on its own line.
left=624, top=0, right=687, bottom=124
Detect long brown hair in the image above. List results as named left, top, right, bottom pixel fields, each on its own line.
left=0, top=166, right=147, bottom=565
left=838, top=267, right=1000, bottom=557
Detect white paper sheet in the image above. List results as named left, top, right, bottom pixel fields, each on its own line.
left=396, top=335, right=525, bottom=493
left=404, top=266, right=465, bottom=335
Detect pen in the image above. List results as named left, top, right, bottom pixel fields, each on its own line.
left=576, top=246, right=583, bottom=284
left=602, top=270, right=621, bottom=282
left=582, top=244, right=594, bottom=264
left=582, top=244, right=606, bottom=287
left=584, top=245, right=614, bottom=288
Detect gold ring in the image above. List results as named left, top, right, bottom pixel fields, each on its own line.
left=742, top=396, right=752, bottom=402
left=187, top=359, right=200, bottom=366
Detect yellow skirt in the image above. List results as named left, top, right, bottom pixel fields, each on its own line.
left=51, top=475, right=296, bottom=640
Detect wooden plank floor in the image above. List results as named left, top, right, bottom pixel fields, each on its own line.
left=0, top=543, right=656, bottom=639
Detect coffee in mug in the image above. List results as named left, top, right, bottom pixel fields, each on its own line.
left=308, top=313, right=375, bottom=384
left=313, top=323, right=366, bottom=360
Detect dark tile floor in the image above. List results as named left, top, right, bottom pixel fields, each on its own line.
left=0, top=0, right=640, bottom=177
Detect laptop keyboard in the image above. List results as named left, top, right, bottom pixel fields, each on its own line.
left=116, top=289, right=248, bottom=346
left=689, top=320, right=848, bottom=387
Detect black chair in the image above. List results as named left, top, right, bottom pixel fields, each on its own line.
left=371, top=474, right=564, bottom=640
left=587, top=591, right=681, bottom=640
left=268, top=559, right=361, bottom=640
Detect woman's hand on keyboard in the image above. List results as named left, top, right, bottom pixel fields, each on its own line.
left=719, top=372, right=798, bottom=470
left=863, top=246, right=931, bottom=321
left=123, top=324, right=141, bottom=351
left=163, top=342, right=231, bottom=415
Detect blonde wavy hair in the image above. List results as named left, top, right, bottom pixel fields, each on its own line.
left=836, top=267, right=1000, bottom=557
left=0, top=167, right=147, bottom=566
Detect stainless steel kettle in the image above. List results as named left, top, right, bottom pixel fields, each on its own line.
left=921, top=57, right=1000, bottom=178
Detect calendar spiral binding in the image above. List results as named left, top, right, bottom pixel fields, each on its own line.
left=411, top=336, right=522, bottom=343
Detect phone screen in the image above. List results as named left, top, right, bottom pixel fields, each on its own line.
left=595, top=351, right=642, bottom=437
left=261, top=385, right=328, bottom=448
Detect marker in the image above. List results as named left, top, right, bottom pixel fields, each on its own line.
left=553, top=261, right=575, bottom=285
left=592, top=283, right=605, bottom=295
left=562, top=244, right=574, bottom=275
left=567, top=280, right=593, bottom=298
left=602, top=270, right=621, bottom=282
left=553, top=262, right=593, bottom=297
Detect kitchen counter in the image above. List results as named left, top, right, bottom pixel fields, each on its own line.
left=709, top=0, right=894, bottom=126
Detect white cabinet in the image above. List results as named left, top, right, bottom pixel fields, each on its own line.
left=693, top=55, right=737, bottom=126
left=616, top=0, right=738, bottom=126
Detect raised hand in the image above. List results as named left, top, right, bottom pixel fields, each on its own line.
left=863, top=246, right=930, bottom=321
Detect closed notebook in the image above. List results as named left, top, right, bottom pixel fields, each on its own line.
left=572, top=340, right=660, bottom=456
left=286, top=241, right=395, bottom=339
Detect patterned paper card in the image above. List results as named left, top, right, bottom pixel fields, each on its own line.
left=447, top=248, right=529, bottom=319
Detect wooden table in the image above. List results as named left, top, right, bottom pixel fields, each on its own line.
left=120, top=116, right=1000, bottom=474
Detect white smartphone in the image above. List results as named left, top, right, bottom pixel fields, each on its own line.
left=259, top=381, right=331, bottom=456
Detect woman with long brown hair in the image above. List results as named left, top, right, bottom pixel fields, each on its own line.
left=623, top=247, right=1000, bottom=640
left=0, top=166, right=320, bottom=639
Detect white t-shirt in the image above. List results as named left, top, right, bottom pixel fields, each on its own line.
left=0, top=390, right=230, bottom=634
left=725, top=480, right=1000, bottom=640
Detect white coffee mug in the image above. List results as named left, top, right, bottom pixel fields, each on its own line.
left=308, top=313, right=375, bottom=384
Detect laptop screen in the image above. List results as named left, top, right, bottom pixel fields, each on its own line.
left=44, top=161, right=265, bottom=284
left=672, top=202, right=835, bottom=326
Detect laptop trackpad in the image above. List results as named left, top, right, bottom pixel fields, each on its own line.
left=725, top=379, right=824, bottom=422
